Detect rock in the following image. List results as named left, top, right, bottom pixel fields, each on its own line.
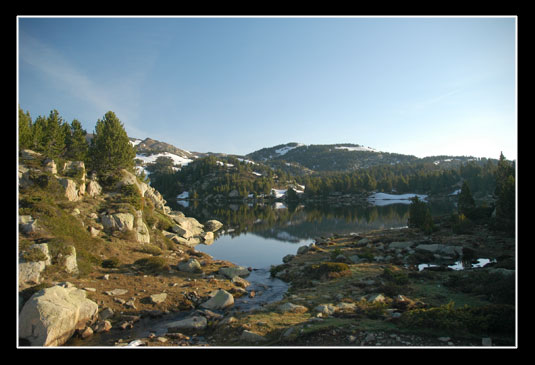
left=296, top=245, right=309, bottom=255
left=89, top=226, right=100, bottom=237
left=201, top=289, right=234, bottom=310
left=93, top=320, right=112, bottom=333
left=282, top=254, right=295, bottom=263
left=27, top=243, right=51, bottom=265
left=43, top=158, right=57, bottom=174
left=349, top=255, right=364, bottom=263
left=166, top=316, right=207, bottom=331
left=100, top=212, right=134, bottom=232
left=389, top=241, right=415, bottom=250
left=219, top=266, right=250, bottom=279
left=201, top=231, right=214, bottom=243
left=415, top=243, right=462, bottom=258
left=149, top=293, right=168, bottom=304
left=177, top=258, right=202, bottom=273
left=104, top=289, right=128, bottom=296
left=314, top=304, right=337, bottom=316
left=63, top=246, right=78, bottom=275
left=204, top=220, right=223, bottom=232
left=79, top=326, right=93, bottom=339
left=134, top=210, right=150, bottom=244
left=231, top=276, right=250, bottom=288
left=62, top=161, right=86, bottom=180
left=482, top=337, right=492, bottom=346
left=59, top=178, right=81, bottom=202
left=19, top=215, right=39, bottom=234
left=19, top=285, right=99, bottom=346
left=240, top=330, right=267, bottom=343
left=278, top=302, right=309, bottom=313
left=20, top=149, right=43, bottom=160
left=99, top=307, right=114, bottom=321
left=357, top=238, right=370, bottom=246
left=85, top=180, right=102, bottom=197
left=366, top=293, right=386, bottom=303
left=19, top=261, right=46, bottom=288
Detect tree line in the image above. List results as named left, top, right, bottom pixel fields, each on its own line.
left=18, top=106, right=135, bottom=179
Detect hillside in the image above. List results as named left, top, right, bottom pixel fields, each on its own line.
left=246, top=142, right=484, bottom=173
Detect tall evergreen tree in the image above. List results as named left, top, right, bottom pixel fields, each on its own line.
left=88, top=111, right=135, bottom=176
left=18, top=107, right=33, bottom=150
left=64, top=119, right=89, bottom=162
left=42, top=109, right=66, bottom=158
left=458, top=180, right=476, bottom=216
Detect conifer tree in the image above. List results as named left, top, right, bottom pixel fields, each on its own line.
left=42, top=109, right=66, bottom=159
left=458, top=180, right=476, bottom=216
left=88, top=111, right=135, bottom=177
left=64, top=119, right=89, bottom=162
left=18, top=107, right=33, bottom=150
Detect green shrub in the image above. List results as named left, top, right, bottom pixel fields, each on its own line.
left=451, top=213, right=473, bottom=234
left=120, top=184, right=143, bottom=211
left=134, top=256, right=169, bottom=273
left=101, top=257, right=121, bottom=268
left=138, top=244, right=163, bottom=256
left=400, top=301, right=515, bottom=335
left=306, top=262, right=351, bottom=280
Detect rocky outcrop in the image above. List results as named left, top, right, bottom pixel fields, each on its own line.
left=85, top=179, right=102, bottom=197
left=100, top=212, right=135, bottom=232
left=19, top=283, right=99, bottom=346
left=134, top=210, right=151, bottom=244
left=19, top=215, right=39, bottom=234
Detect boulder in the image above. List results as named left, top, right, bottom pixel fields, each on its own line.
left=134, top=211, right=150, bottom=244
left=415, top=243, right=462, bottom=258
left=20, top=149, right=43, bottom=160
left=100, top=212, right=134, bottom=232
left=200, top=289, right=234, bottom=310
left=85, top=180, right=102, bottom=197
left=177, top=259, right=202, bottom=273
left=201, top=231, right=214, bottom=243
left=43, top=158, right=57, bottom=174
left=19, top=261, right=46, bottom=288
left=63, top=246, right=78, bottom=275
left=19, top=284, right=99, bottom=346
left=59, top=178, right=80, bottom=202
left=166, top=316, right=207, bottom=331
left=389, top=241, right=415, bottom=250
left=219, top=266, right=250, bottom=279
left=19, top=215, right=39, bottom=234
left=204, top=220, right=223, bottom=232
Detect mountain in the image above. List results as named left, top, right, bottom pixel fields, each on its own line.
left=246, top=142, right=420, bottom=172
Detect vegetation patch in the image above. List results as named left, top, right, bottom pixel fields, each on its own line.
left=305, top=262, right=351, bottom=280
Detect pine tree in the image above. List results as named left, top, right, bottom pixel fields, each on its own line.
left=88, top=111, right=135, bottom=177
left=458, top=181, right=476, bottom=216
left=64, top=119, right=89, bottom=162
left=42, top=109, right=66, bottom=159
left=18, top=107, right=33, bottom=150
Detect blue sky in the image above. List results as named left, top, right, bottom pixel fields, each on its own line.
left=18, top=16, right=517, bottom=160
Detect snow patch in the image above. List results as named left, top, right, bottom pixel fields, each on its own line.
left=136, top=152, right=193, bottom=167
left=335, top=145, right=377, bottom=152
left=275, top=144, right=304, bottom=156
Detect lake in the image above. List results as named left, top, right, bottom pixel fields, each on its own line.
left=179, top=194, right=457, bottom=270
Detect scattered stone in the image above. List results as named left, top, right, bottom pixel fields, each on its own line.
left=149, top=293, right=168, bottom=304
left=279, top=302, right=309, bottom=313
left=219, top=266, right=250, bottom=279
left=177, top=258, right=202, bottom=273
left=105, top=289, right=128, bottom=296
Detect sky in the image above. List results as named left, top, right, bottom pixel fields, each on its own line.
left=17, top=16, right=517, bottom=160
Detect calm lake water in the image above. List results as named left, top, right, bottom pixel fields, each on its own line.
left=180, top=196, right=457, bottom=270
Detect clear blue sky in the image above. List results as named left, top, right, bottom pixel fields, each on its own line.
left=18, top=16, right=517, bottom=160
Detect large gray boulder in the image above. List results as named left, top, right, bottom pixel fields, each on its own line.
left=134, top=210, right=150, bottom=244
left=19, top=284, right=99, bottom=346
left=100, top=212, right=134, bottom=232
